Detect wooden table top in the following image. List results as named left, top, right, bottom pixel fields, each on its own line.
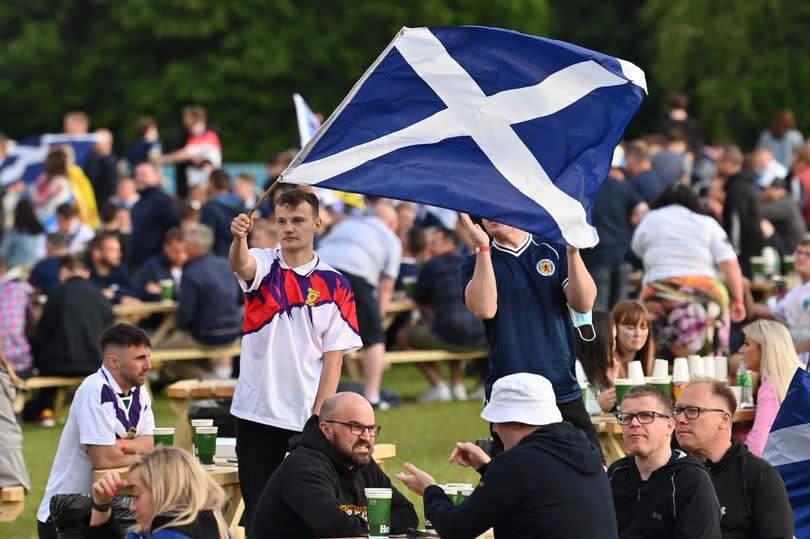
left=113, top=300, right=178, bottom=317
left=94, top=461, right=239, bottom=486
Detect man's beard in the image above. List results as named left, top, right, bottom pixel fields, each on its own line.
left=335, top=439, right=373, bottom=469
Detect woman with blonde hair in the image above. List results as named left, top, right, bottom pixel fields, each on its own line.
left=611, top=300, right=655, bottom=376
left=88, top=446, right=228, bottom=538
left=741, top=320, right=804, bottom=456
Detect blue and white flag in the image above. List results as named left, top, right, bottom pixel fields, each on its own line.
left=764, top=367, right=810, bottom=536
left=0, top=133, right=99, bottom=186
left=293, top=93, right=322, bottom=148
left=281, top=26, right=646, bottom=247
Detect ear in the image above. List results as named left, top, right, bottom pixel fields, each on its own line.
left=319, top=421, right=332, bottom=440
left=314, top=217, right=322, bottom=234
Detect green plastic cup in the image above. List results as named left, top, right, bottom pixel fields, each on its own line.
left=195, top=426, right=218, bottom=468
left=446, top=483, right=472, bottom=505
left=402, top=276, right=417, bottom=298
left=615, top=378, right=634, bottom=407
left=647, top=377, right=673, bottom=400
left=159, top=279, right=174, bottom=301
left=365, top=488, right=392, bottom=538
left=153, top=427, right=174, bottom=447
left=460, top=487, right=474, bottom=503
left=191, top=419, right=214, bottom=457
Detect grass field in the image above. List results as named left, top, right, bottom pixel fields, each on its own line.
left=2, top=365, right=489, bottom=538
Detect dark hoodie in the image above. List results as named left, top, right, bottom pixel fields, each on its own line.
left=706, top=442, right=793, bottom=539
left=251, top=415, right=418, bottom=538
left=200, top=193, right=244, bottom=257
left=608, top=449, right=721, bottom=538
left=88, top=509, right=223, bottom=538
left=425, top=421, right=617, bottom=539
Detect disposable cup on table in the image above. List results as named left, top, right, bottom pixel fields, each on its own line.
left=575, top=360, right=588, bottom=384
left=615, top=378, right=634, bottom=407
left=687, top=356, right=705, bottom=379
left=672, top=358, right=690, bottom=400
left=646, top=377, right=672, bottom=399
left=365, top=487, right=393, bottom=538
left=702, top=356, right=716, bottom=379
left=153, top=427, right=175, bottom=447
left=652, top=359, right=669, bottom=379
left=195, top=426, right=218, bottom=469
left=446, top=483, right=472, bottom=506
left=627, top=361, right=645, bottom=385
left=191, top=419, right=214, bottom=456
left=714, top=356, right=728, bottom=383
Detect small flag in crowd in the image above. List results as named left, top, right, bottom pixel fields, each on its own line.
left=281, top=26, right=646, bottom=247
left=0, top=133, right=99, bottom=186
left=293, top=93, right=366, bottom=210
left=764, top=367, right=810, bottom=536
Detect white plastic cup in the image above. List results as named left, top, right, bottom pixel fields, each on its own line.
left=714, top=356, right=728, bottom=383
left=575, top=360, right=588, bottom=384
left=702, top=356, right=716, bottom=380
left=672, top=358, right=689, bottom=383
left=729, top=386, right=743, bottom=407
left=688, top=356, right=705, bottom=379
left=653, top=359, right=669, bottom=379
left=628, top=361, right=645, bottom=385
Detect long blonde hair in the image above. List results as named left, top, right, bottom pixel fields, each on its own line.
left=742, top=320, right=803, bottom=402
left=128, top=446, right=228, bottom=538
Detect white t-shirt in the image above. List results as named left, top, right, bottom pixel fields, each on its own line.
left=37, top=367, right=154, bottom=522
left=232, top=249, right=363, bottom=431
left=632, top=205, right=738, bottom=285
left=773, top=280, right=810, bottom=364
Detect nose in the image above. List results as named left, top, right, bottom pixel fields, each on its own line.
left=145, top=356, right=152, bottom=372
left=359, top=428, right=373, bottom=442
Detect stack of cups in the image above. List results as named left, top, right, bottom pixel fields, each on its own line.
left=673, top=357, right=689, bottom=400
left=365, top=488, right=393, bottom=539
left=653, top=359, right=669, bottom=378
left=195, top=426, right=218, bottom=469
left=687, top=355, right=705, bottom=380
left=714, top=356, right=728, bottom=384
left=628, top=361, right=646, bottom=386
left=648, top=359, right=672, bottom=399
left=191, top=419, right=214, bottom=457
left=702, top=356, right=716, bottom=380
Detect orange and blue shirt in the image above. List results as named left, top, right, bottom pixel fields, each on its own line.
left=232, top=248, right=362, bottom=431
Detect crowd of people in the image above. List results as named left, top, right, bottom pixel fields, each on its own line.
left=0, top=94, right=806, bottom=537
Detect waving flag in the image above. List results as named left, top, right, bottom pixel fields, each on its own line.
left=764, top=367, right=810, bottom=535
left=0, top=133, right=99, bottom=186
left=281, top=26, right=646, bottom=247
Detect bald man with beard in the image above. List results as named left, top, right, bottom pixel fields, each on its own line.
left=251, top=392, right=418, bottom=538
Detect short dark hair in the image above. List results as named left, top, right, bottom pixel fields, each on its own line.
left=90, top=231, right=120, bottom=251
left=99, top=201, right=119, bottom=224
left=209, top=168, right=230, bottom=191
left=236, top=172, right=255, bottom=184
left=163, top=227, right=184, bottom=245
left=46, top=232, right=69, bottom=249
left=59, top=254, right=87, bottom=273
left=99, top=323, right=152, bottom=352
left=665, top=127, right=687, bottom=144
left=408, top=227, right=428, bottom=254
left=135, top=116, right=157, bottom=138
left=623, top=385, right=673, bottom=414
left=276, top=189, right=319, bottom=219
left=56, top=203, right=78, bottom=219
left=667, top=92, right=689, bottom=111
left=624, top=141, right=650, bottom=163
left=651, top=183, right=703, bottom=214
left=14, top=199, right=45, bottom=234
left=434, top=227, right=461, bottom=248
left=688, top=378, right=737, bottom=416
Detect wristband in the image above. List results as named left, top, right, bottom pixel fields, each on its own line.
left=118, top=439, right=126, bottom=452
left=92, top=501, right=113, bottom=512
left=474, top=245, right=490, bottom=254
left=731, top=298, right=744, bottom=305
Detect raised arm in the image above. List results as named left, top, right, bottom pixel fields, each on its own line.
left=229, top=213, right=257, bottom=281
left=460, top=214, right=497, bottom=319
left=564, top=247, right=597, bottom=313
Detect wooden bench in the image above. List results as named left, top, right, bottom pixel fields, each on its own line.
left=343, top=347, right=488, bottom=379
left=150, top=343, right=242, bottom=369
left=0, top=485, right=24, bottom=522
left=12, top=376, right=86, bottom=416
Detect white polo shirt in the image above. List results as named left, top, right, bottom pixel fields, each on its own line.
left=232, top=248, right=362, bottom=431
left=37, top=366, right=154, bottom=522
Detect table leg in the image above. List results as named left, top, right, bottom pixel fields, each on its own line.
left=222, top=484, right=244, bottom=533
left=599, top=433, right=627, bottom=465
left=168, top=397, right=193, bottom=451
left=151, top=315, right=176, bottom=348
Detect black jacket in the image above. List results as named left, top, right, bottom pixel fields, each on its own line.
left=251, top=415, right=418, bottom=538
left=707, top=443, right=793, bottom=539
left=130, top=187, right=180, bottom=267
left=33, top=276, right=113, bottom=375
left=608, top=450, right=721, bottom=539
left=200, top=194, right=243, bottom=257
left=87, top=509, right=223, bottom=538
left=425, top=422, right=617, bottom=539
left=722, top=171, right=764, bottom=277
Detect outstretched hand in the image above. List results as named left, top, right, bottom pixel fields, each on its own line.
left=448, top=441, right=491, bottom=470
left=459, top=213, right=490, bottom=247
left=396, top=462, right=437, bottom=497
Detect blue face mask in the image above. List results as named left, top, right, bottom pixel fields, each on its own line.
left=569, top=307, right=595, bottom=342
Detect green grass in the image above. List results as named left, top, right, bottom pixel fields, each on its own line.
left=2, top=365, right=488, bottom=538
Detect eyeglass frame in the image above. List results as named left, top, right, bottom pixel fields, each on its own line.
left=324, top=420, right=382, bottom=437
left=615, top=410, right=672, bottom=426
left=672, top=406, right=728, bottom=420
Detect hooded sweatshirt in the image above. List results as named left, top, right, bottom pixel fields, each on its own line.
left=425, top=421, right=617, bottom=539
left=608, top=449, right=721, bottom=538
left=251, top=415, right=418, bottom=538
left=706, top=442, right=793, bottom=539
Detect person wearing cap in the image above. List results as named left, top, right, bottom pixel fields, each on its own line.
left=608, top=385, right=721, bottom=539
left=459, top=214, right=602, bottom=457
left=674, top=379, right=793, bottom=539
left=397, top=373, right=616, bottom=539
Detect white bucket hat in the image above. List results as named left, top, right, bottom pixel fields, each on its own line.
left=481, top=373, right=563, bottom=426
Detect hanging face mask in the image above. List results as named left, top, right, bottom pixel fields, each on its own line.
left=569, top=307, right=595, bottom=342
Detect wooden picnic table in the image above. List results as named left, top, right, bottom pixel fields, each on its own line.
left=383, top=299, right=417, bottom=330
left=592, top=407, right=758, bottom=465
left=113, top=300, right=177, bottom=347
left=94, top=462, right=243, bottom=535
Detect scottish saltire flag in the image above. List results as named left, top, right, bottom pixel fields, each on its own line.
left=764, top=368, right=810, bottom=535
left=0, top=133, right=99, bottom=186
left=281, top=26, right=646, bottom=247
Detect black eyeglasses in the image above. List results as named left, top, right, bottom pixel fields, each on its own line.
left=325, top=420, right=382, bottom=437
left=615, top=411, right=671, bottom=426
left=672, top=406, right=727, bottom=420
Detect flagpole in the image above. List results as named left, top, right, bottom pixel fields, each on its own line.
left=247, top=177, right=282, bottom=218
